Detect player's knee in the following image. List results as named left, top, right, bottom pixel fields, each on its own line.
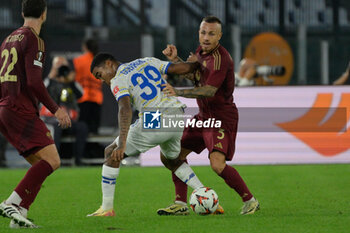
left=210, top=157, right=226, bottom=174
left=160, top=153, right=169, bottom=167
left=178, top=148, right=191, bottom=160
left=164, top=157, right=183, bottom=172
left=51, top=156, right=61, bottom=170
left=210, top=163, right=225, bottom=175
left=209, top=151, right=226, bottom=174
left=160, top=153, right=177, bottom=171
left=44, top=156, right=60, bottom=171
left=37, top=146, right=61, bottom=170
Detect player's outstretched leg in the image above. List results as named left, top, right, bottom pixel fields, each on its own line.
left=88, top=141, right=121, bottom=217
left=219, top=165, right=260, bottom=215
left=210, top=151, right=260, bottom=215
left=87, top=164, right=119, bottom=217
left=3, top=147, right=58, bottom=228
left=157, top=154, right=203, bottom=216
left=0, top=201, right=37, bottom=228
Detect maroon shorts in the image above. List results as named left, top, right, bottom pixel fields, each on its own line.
left=181, top=116, right=238, bottom=161
left=0, top=107, right=54, bottom=157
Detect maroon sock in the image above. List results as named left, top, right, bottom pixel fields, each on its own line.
left=219, top=165, right=253, bottom=202
left=15, top=160, right=53, bottom=210
left=172, top=172, right=188, bottom=203
left=20, top=185, right=41, bottom=210
left=172, top=160, right=188, bottom=203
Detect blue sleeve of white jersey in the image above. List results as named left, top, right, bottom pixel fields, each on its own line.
left=164, top=62, right=171, bottom=74
left=117, top=93, right=130, bottom=101
left=149, top=57, right=171, bottom=75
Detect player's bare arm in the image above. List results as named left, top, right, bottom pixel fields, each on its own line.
left=162, top=83, right=217, bottom=98
left=177, top=53, right=198, bottom=81
left=167, top=62, right=199, bottom=75
left=163, top=45, right=196, bottom=81
left=111, top=95, right=132, bottom=162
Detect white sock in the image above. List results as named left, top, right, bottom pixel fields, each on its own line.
left=245, top=197, right=256, bottom=203
left=101, top=165, right=120, bottom=211
left=19, top=207, right=28, bottom=218
left=6, top=191, right=22, bottom=206
left=174, top=163, right=203, bottom=190
left=174, top=200, right=187, bottom=206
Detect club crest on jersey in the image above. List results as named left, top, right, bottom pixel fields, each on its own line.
left=143, top=110, right=161, bottom=129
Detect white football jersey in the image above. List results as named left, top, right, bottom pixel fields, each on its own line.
left=110, top=57, right=184, bottom=112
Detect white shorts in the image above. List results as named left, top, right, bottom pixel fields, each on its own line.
left=115, top=108, right=184, bottom=160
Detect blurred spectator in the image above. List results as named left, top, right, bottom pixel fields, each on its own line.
left=333, top=62, right=350, bottom=85
left=0, top=133, right=7, bottom=167
left=235, top=58, right=257, bottom=86
left=47, top=56, right=69, bottom=80
left=41, top=58, right=88, bottom=166
left=73, top=39, right=103, bottom=134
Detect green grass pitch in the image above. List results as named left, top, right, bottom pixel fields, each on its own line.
left=0, top=164, right=349, bottom=233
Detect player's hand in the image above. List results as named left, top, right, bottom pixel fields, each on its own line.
left=54, top=107, right=71, bottom=129
left=111, top=145, right=126, bottom=162
left=187, top=52, right=198, bottom=63
left=162, top=44, right=178, bottom=62
left=162, top=83, right=176, bottom=97
left=104, top=142, right=117, bottom=159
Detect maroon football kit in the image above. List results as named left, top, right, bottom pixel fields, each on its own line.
left=0, top=26, right=58, bottom=156
left=181, top=44, right=238, bottom=160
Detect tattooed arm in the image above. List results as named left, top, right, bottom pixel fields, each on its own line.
left=163, top=44, right=196, bottom=81
left=110, top=96, right=132, bottom=162
left=167, top=62, right=199, bottom=75
left=162, top=83, right=218, bottom=98
left=170, top=56, right=195, bottom=81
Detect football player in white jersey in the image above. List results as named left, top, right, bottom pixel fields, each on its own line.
left=87, top=53, right=203, bottom=216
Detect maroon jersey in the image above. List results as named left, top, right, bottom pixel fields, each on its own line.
left=0, top=26, right=58, bottom=115
left=194, top=44, right=238, bottom=130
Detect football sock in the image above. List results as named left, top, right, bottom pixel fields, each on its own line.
left=219, top=165, right=253, bottom=202
left=245, top=197, right=256, bottom=203
left=174, top=162, right=203, bottom=191
left=6, top=191, right=22, bottom=206
left=174, top=200, right=187, bottom=206
left=20, top=185, right=42, bottom=210
left=13, top=160, right=53, bottom=209
left=172, top=172, right=188, bottom=203
left=101, top=165, right=119, bottom=210
left=19, top=206, right=28, bottom=218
